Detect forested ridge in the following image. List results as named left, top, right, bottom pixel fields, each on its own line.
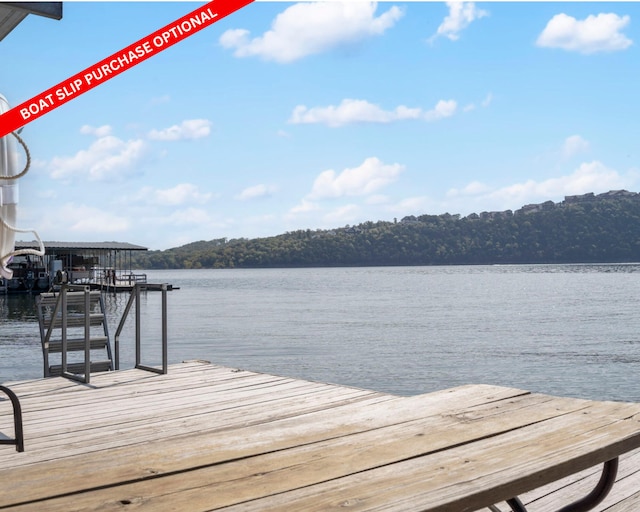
left=134, top=190, right=640, bottom=269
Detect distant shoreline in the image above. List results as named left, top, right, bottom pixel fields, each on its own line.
left=133, top=190, right=640, bottom=270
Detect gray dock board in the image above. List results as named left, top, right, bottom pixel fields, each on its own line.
left=0, top=365, right=390, bottom=467
left=0, top=372, right=528, bottom=508
left=1, top=361, right=639, bottom=512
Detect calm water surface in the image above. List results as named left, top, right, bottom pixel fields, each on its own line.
left=1, top=265, right=639, bottom=402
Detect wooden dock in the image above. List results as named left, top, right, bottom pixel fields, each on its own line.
left=1, top=360, right=639, bottom=511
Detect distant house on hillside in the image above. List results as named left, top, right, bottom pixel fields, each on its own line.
left=564, top=192, right=595, bottom=204
left=563, top=190, right=640, bottom=206
left=597, top=190, right=638, bottom=199
left=516, top=203, right=543, bottom=215
left=480, top=210, right=513, bottom=220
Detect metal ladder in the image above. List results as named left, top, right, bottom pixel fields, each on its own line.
left=36, top=284, right=113, bottom=383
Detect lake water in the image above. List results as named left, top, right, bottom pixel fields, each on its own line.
left=1, top=265, right=639, bottom=402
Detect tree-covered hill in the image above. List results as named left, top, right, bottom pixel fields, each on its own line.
left=134, top=190, right=640, bottom=269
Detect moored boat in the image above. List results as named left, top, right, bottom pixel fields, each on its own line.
left=3, top=254, right=49, bottom=293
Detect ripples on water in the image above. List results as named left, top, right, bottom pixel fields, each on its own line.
left=1, top=264, right=639, bottom=402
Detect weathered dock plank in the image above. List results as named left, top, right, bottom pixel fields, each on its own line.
left=1, top=361, right=640, bottom=512
left=0, top=364, right=391, bottom=466
left=1, top=388, right=541, bottom=510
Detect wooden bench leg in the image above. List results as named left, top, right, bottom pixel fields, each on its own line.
left=491, top=459, right=619, bottom=512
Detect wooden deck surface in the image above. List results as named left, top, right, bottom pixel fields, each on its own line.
left=0, top=361, right=639, bottom=511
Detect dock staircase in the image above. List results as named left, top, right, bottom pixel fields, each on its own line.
left=36, top=285, right=114, bottom=382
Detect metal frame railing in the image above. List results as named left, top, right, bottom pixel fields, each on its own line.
left=42, top=284, right=94, bottom=384
left=114, top=283, right=168, bottom=375
left=0, top=385, right=24, bottom=452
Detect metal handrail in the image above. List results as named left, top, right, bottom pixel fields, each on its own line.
left=0, top=385, right=24, bottom=452
left=114, top=283, right=168, bottom=375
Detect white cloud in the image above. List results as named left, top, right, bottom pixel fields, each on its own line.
left=488, top=162, right=624, bottom=203
left=150, top=183, right=212, bottom=206
left=430, top=2, right=488, bottom=43
left=235, top=184, right=278, bottom=201
left=245, top=213, right=277, bottom=226
left=30, top=158, right=47, bottom=170
left=166, top=208, right=212, bottom=226
left=290, top=99, right=421, bottom=127
left=366, top=194, right=389, bottom=205
left=385, top=196, right=430, bottom=215
left=289, top=199, right=320, bottom=214
left=219, top=2, right=403, bottom=63
left=49, top=135, right=146, bottom=182
left=562, top=135, right=590, bottom=159
left=536, top=13, right=632, bottom=54
left=148, top=119, right=212, bottom=141
left=290, top=98, right=456, bottom=127
left=447, top=180, right=492, bottom=197
left=36, top=189, right=57, bottom=200
left=80, top=124, right=112, bottom=137
left=424, top=100, right=457, bottom=121
left=324, top=204, right=360, bottom=224
left=309, top=157, right=404, bottom=199
left=446, top=161, right=635, bottom=211
left=462, top=93, right=492, bottom=113
left=41, top=203, right=130, bottom=234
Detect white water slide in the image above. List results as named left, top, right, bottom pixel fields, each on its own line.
left=0, top=94, right=44, bottom=279
left=0, top=4, right=61, bottom=279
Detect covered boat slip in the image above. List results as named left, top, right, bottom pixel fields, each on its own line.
left=11, top=241, right=148, bottom=292
left=1, top=361, right=640, bottom=511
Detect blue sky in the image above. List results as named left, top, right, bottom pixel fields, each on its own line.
left=2, top=2, right=639, bottom=250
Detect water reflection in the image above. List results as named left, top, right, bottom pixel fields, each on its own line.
left=0, top=294, right=38, bottom=322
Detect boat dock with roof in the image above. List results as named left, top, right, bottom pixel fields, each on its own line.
left=1, top=241, right=147, bottom=293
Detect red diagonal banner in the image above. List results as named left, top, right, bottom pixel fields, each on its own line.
left=0, top=0, right=253, bottom=138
